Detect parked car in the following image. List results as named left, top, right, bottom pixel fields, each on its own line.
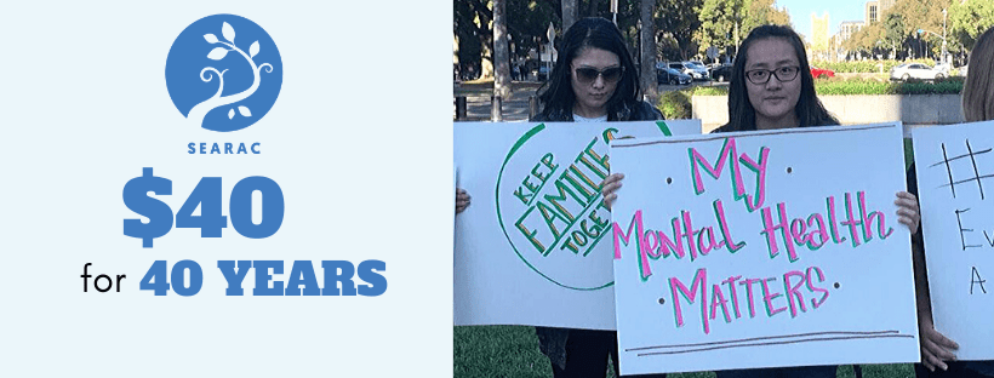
left=810, top=66, right=835, bottom=79
left=933, top=62, right=953, bottom=75
left=710, top=63, right=734, bottom=82
left=667, top=61, right=710, bottom=81
left=537, top=66, right=551, bottom=81
left=657, top=66, right=692, bottom=86
left=890, top=63, right=947, bottom=81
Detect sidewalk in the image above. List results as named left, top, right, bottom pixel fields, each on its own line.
left=454, top=80, right=541, bottom=122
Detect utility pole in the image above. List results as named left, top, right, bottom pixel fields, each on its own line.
left=942, top=8, right=948, bottom=64
left=611, top=0, right=618, bottom=25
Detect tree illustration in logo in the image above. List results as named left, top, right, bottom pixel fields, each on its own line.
left=186, top=22, right=274, bottom=127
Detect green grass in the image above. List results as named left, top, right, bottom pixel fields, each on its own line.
left=455, top=326, right=916, bottom=378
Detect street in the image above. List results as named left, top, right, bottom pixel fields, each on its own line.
left=455, top=80, right=726, bottom=121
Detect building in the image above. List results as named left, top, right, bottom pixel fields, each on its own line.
left=865, top=0, right=896, bottom=25
left=839, top=21, right=865, bottom=42
left=811, top=12, right=830, bottom=52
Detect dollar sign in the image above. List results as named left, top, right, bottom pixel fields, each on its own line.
left=123, top=167, right=174, bottom=248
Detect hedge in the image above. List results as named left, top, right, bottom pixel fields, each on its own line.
left=656, top=89, right=692, bottom=120
left=690, top=77, right=963, bottom=96
left=810, top=59, right=939, bottom=74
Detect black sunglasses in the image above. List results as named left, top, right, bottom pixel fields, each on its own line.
left=574, top=66, right=623, bottom=84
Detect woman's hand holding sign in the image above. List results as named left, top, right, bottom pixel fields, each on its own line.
left=601, top=173, right=624, bottom=210
left=895, top=191, right=920, bottom=233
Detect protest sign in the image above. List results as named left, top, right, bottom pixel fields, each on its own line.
left=611, top=123, right=919, bottom=374
left=454, top=120, right=700, bottom=329
left=913, top=121, right=994, bottom=360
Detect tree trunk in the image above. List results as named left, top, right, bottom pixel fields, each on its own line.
left=493, top=0, right=512, bottom=99
left=639, top=0, right=658, bottom=104
left=562, top=0, right=578, bottom=34
left=587, top=0, right=604, bottom=17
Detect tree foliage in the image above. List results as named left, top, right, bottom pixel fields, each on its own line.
left=882, top=12, right=905, bottom=54
left=697, top=0, right=741, bottom=56
left=844, top=0, right=957, bottom=59
left=454, top=0, right=560, bottom=79
left=655, top=0, right=703, bottom=61
left=949, top=0, right=994, bottom=51
left=741, top=0, right=790, bottom=35
left=696, top=0, right=789, bottom=57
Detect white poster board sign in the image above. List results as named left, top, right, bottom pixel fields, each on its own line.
left=611, top=123, right=919, bottom=374
left=454, top=120, right=700, bottom=329
left=912, top=120, right=994, bottom=360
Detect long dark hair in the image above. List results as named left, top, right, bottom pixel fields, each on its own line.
left=723, top=25, right=837, bottom=132
left=537, top=17, right=640, bottom=120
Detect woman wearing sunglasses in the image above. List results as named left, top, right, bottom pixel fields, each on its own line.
left=533, top=17, right=663, bottom=378
left=456, top=17, right=663, bottom=377
left=602, top=25, right=921, bottom=378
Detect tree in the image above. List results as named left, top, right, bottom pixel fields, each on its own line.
left=563, top=0, right=578, bottom=33
left=655, top=0, right=704, bottom=61
left=454, top=0, right=559, bottom=80
left=454, top=0, right=493, bottom=79
left=949, top=0, right=994, bottom=51
left=886, top=0, right=952, bottom=58
left=741, top=0, right=791, bottom=36
left=494, top=0, right=512, bottom=101
left=697, top=0, right=742, bottom=57
left=639, top=0, right=658, bottom=102
left=883, top=13, right=905, bottom=58
left=843, top=21, right=885, bottom=56
left=585, top=0, right=606, bottom=17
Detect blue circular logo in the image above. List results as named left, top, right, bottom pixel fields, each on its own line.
left=166, top=14, right=283, bottom=132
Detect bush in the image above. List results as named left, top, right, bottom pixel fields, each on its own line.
left=689, top=77, right=962, bottom=96
left=656, top=89, right=693, bottom=119
left=811, top=59, right=937, bottom=74
left=691, top=86, right=729, bottom=96
left=816, top=80, right=896, bottom=95
left=897, top=77, right=963, bottom=94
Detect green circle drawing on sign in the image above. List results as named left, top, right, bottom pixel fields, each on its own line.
left=495, top=121, right=672, bottom=291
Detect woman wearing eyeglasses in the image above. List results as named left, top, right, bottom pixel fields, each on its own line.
left=602, top=25, right=921, bottom=378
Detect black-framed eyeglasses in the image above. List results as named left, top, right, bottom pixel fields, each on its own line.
left=573, top=66, right=623, bottom=84
left=744, top=66, right=800, bottom=85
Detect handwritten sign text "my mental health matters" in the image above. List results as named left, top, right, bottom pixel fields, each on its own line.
left=913, top=120, right=994, bottom=360
left=610, top=124, right=919, bottom=375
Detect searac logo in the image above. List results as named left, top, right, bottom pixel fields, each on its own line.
left=166, top=14, right=283, bottom=132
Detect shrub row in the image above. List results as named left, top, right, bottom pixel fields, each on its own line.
left=810, top=59, right=938, bottom=73
left=689, top=77, right=963, bottom=97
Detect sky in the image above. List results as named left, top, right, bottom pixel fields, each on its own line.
left=777, top=0, right=869, bottom=43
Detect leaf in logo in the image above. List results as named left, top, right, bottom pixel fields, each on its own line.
left=204, top=34, right=219, bottom=44
left=238, top=106, right=252, bottom=117
left=228, top=109, right=235, bottom=119
left=249, top=41, right=260, bottom=58
left=207, top=47, right=228, bottom=60
left=222, top=22, right=236, bottom=43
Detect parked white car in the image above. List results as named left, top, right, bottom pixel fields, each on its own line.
left=890, top=63, right=947, bottom=81
left=667, top=61, right=710, bottom=81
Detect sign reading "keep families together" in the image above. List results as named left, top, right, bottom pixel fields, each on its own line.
left=454, top=120, right=700, bottom=329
